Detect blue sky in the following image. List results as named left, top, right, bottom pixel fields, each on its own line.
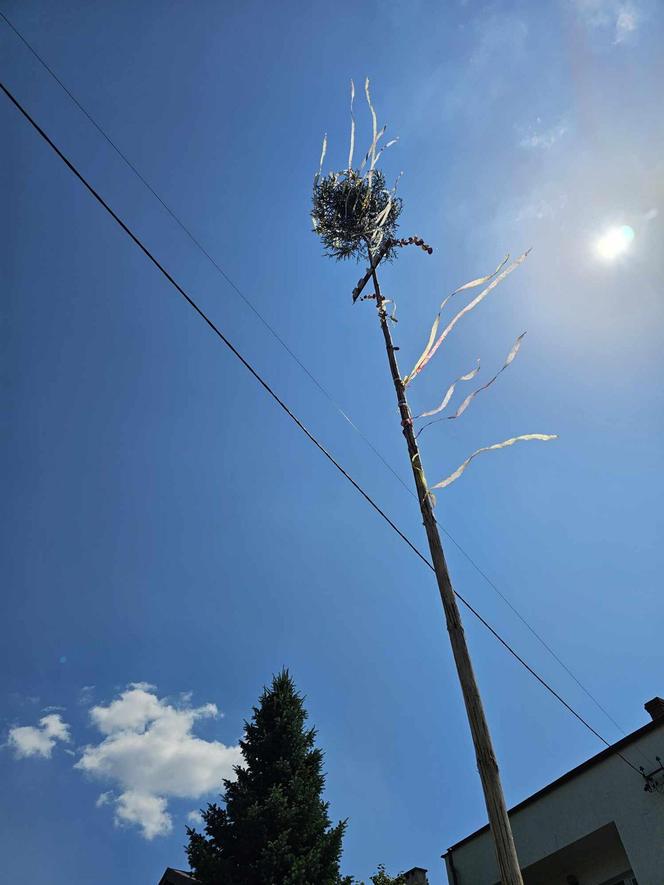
left=2, top=1, right=663, bottom=882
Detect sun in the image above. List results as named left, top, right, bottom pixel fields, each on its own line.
left=595, top=225, right=635, bottom=260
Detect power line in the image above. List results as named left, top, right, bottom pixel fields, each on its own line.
left=0, top=9, right=634, bottom=749
left=438, top=530, right=631, bottom=739
left=0, top=9, right=412, bottom=501
left=0, top=79, right=645, bottom=780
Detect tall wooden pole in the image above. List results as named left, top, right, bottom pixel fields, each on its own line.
left=367, top=248, right=524, bottom=885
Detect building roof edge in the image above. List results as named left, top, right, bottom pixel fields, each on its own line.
left=443, top=715, right=663, bottom=855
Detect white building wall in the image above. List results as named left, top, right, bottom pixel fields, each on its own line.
left=446, top=722, right=664, bottom=885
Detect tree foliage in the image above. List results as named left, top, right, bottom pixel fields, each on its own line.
left=311, top=169, right=402, bottom=263
left=186, top=670, right=351, bottom=885
left=366, top=864, right=408, bottom=885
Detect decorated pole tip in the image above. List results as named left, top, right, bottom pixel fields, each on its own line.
left=311, top=166, right=403, bottom=264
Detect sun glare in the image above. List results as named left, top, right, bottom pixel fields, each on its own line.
left=595, top=225, right=635, bottom=261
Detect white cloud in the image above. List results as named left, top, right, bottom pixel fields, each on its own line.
left=78, top=685, right=96, bottom=706
left=8, top=714, right=71, bottom=759
left=519, top=121, right=568, bottom=150
left=9, top=692, right=40, bottom=707
left=515, top=191, right=568, bottom=223
left=615, top=5, right=638, bottom=41
left=572, top=1, right=642, bottom=44
left=75, top=684, right=241, bottom=840
left=187, top=809, right=204, bottom=826
left=115, top=791, right=173, bottom=840
left=469, top=12, right=528, bottom=68
left=411, top=10, right=528, bottom=125
left=88, top=682, right=162, bottom=735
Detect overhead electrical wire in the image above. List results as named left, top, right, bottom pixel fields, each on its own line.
left=0, top=9, right=410, bottom=500
left=0, top=78, right=646, bottom=780
left=0, top=10, right=634, bottom=750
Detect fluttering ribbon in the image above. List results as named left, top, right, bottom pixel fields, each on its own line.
left=430, top=434, right=558, bottom=492
left=450, top=333, right=525, bottom=420
left=316, top=133, right=327, bottom=182
left=418, top=360, right=481, bottom=419
left=348, top=80, right=355, bottom=171
left=418, top=333, right=526, bottom=434
left=363, top=77, right=378, bottom=173
left=404, top=251, right=529, bottom=386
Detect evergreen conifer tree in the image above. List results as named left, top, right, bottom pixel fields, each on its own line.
left=186, top=670, right=351, bottom=885
left=366, top=865, right=408, bottom=885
